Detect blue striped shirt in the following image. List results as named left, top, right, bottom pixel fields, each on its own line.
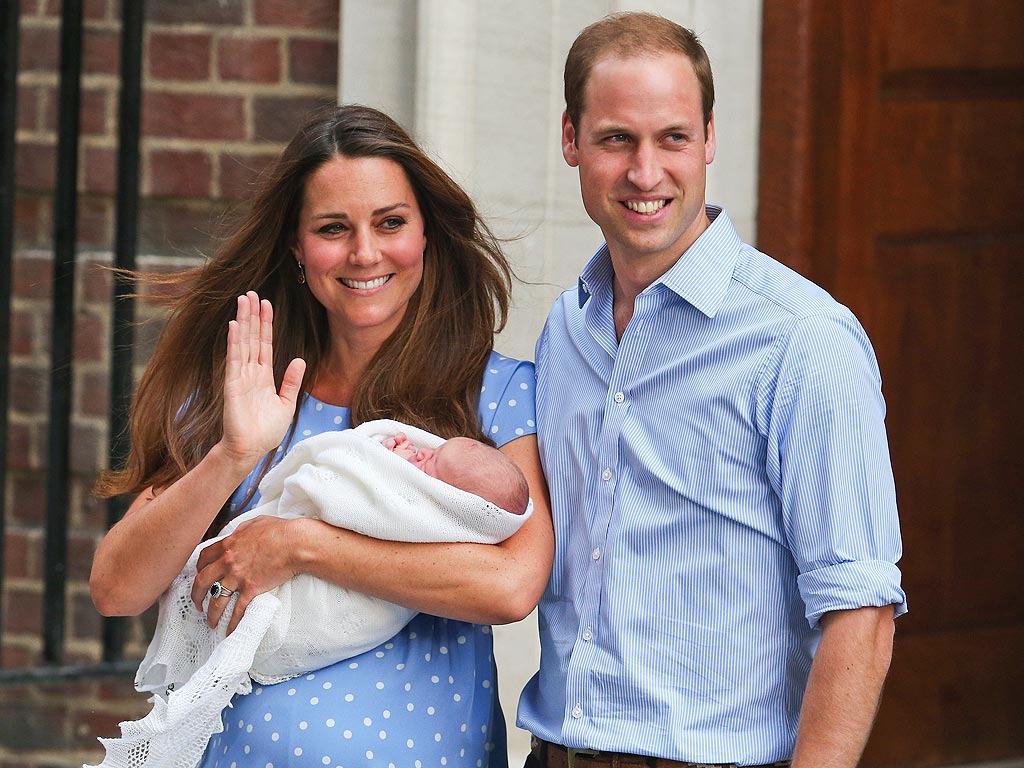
left=517, top=206, right=907, bottom=764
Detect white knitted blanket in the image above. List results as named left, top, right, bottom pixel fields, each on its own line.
left=88, top=419, right=530, bottom=768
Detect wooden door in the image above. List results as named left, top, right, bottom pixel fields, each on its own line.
left=758, top=1, right=1024, bottom=764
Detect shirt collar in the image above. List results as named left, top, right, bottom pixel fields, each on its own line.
left=576, top=205, right=741, bottom=318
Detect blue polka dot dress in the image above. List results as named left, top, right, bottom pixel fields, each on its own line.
left=199, top=352, right=536, bottom=768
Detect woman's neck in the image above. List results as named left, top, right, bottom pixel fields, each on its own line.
left=310, top=331, right=383, bottom=407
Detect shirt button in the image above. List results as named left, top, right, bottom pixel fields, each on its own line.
left=582, top=628, right=593, bottom=641
left=601, top=468, right=612, bottom=481
left=592, top=547, right=601, bottom=560
left=572, top=705, right=582, bottom=719
left=613, top=391, right=624, bottom=404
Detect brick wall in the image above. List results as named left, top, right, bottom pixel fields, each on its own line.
left=2, top=1, right=339, bottom=764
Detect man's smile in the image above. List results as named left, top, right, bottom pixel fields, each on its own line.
left=623, top=199, right=668, bottom=215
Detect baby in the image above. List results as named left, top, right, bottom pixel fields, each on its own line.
left=381, top=432, right=530, bottom=515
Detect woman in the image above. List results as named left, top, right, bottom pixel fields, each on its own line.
left=90, top=104, right=553, bottom=767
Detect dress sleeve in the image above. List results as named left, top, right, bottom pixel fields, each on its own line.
left=477, top=354, right=537, bottom=449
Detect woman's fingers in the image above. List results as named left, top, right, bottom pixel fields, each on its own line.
left=225, top=593, right=251, bottom=636
left=279, top=357, right=307, bottom=407
left=246, top=291, right=261, bottom=365
left=235, top=294, right=250, bottom=365
left=259, top=298, right=274, bottom=367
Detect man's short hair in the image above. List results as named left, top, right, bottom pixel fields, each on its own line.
left=564, top=11, right=715, bottom=136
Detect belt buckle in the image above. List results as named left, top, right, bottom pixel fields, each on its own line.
left=567, top=747, right=601, bottom=768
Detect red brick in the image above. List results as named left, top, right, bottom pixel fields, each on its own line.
left=17, top=25, right=59, bottom=72
left=146, top=0, right=244, bottom=25
left=71, top=592, right=103, bottom=642
left=143, top=92, right=245, bottom=140
left=74, top=310, right=106, bottom=362
left=1, top=644, right=37, bottom=668
left=254, top=0, right=339, bottom=29
left=253, top=95, right=334, bottom=142
left=67, top=533, right=98, bottom=580
left=138, top=198, right=225, bottom=253
left=10, top=365, right=48, bottom=415
left=76, top=476, right=111, bottom=530
left=15, top=141, right=56, bottom=192
left=6, top=425, right=35, bottom=472
left=147, top=149, right=213, bottom=197
left=5, top=586, right=43, bottom=635
left=13, top=252, right=53, bottom=298
left=289, top=37, right=338, bottom=85
left=10, top=308, right=37, bottom=356
left=72, top=421, right=106, bottom=475
left=77, top=369, right=110, bottom=418
left=3, top=529, right=42, bottom=579
left=72, top=706, right=139, bottom=749
left=17, top=85, right=43, bottom=131
left=219, top=151, right=279, bottom=200
left=82, top=144, right=116, bottom=195
left=80, top=88, right=110, bottom=136
left=81, top=260, right=113, bottom=303
left=0, top=698, right=71, bottom=750
left=77, top=195, right=114, bottom=247
left=218, top=37, right=281, bottom=83
left=14, top=194, right=49, bottom=247
left=84, top=27, right=120, bottom=75
left=148, top=31, right=212, bottom=81
left=42, top=85, right=108, bottom=134
left=85, top=0, right=114, bottom=21
left=10, top=473, right=47, bottom=525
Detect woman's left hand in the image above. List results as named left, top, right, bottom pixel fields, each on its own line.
left=192, top=516, right=309, bottom=635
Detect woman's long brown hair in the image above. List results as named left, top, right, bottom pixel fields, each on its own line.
left=95, top=104, right=512, bottom=504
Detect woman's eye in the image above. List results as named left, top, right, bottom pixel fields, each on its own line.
left=381, top=217, right=406, bottom=230
left=318, top=223, right=346, bottom=235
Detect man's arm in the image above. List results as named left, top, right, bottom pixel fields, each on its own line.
left=791, top=605, right=895, bottom=767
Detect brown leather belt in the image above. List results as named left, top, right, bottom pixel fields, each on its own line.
left=531, top=737, right=792, bottom=768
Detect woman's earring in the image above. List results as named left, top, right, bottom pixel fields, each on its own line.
left=296, top=262, right=306, bottom=285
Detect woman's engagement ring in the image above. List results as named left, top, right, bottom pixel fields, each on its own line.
left=210, top=581, right=235, bottom=599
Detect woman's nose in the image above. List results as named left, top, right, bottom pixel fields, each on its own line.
left=348, top=230, right=380, bottom=265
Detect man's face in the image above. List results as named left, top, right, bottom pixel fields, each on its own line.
left=563, top=51, right=716, bottom=282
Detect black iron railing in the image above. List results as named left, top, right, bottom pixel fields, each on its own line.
left=0, top=0, right=145, bottom=684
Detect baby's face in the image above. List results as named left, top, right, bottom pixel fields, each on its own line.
left=408, top=438, right=471, bottom=481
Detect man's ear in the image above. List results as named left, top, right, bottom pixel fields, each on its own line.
left=704, top=111, right=717, bottom=165
left=561, top=112, right=580, bottom=168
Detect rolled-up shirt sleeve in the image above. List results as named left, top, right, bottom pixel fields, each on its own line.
left=765, top=311, right=908, bottom=629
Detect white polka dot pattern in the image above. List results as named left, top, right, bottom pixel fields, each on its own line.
left=201, top=351, right=532, bottom=767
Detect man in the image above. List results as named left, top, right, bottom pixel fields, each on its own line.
left=518, top=12, right=906, bottom=768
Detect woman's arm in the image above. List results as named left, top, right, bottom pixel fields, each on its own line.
left=90, top=448, right=259, bottom=616
left=90, top=293, right=305, bottom=616
left=194, top=433, right=554, bottom=633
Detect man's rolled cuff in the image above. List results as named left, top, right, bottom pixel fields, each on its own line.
left=798, top=559, right=908, bottom=629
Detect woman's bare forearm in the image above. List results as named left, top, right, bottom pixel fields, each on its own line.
left=89, top=442, right=258, bottom=616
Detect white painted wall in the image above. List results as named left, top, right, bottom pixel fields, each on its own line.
left=339, top=2, right=762, bottom=763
